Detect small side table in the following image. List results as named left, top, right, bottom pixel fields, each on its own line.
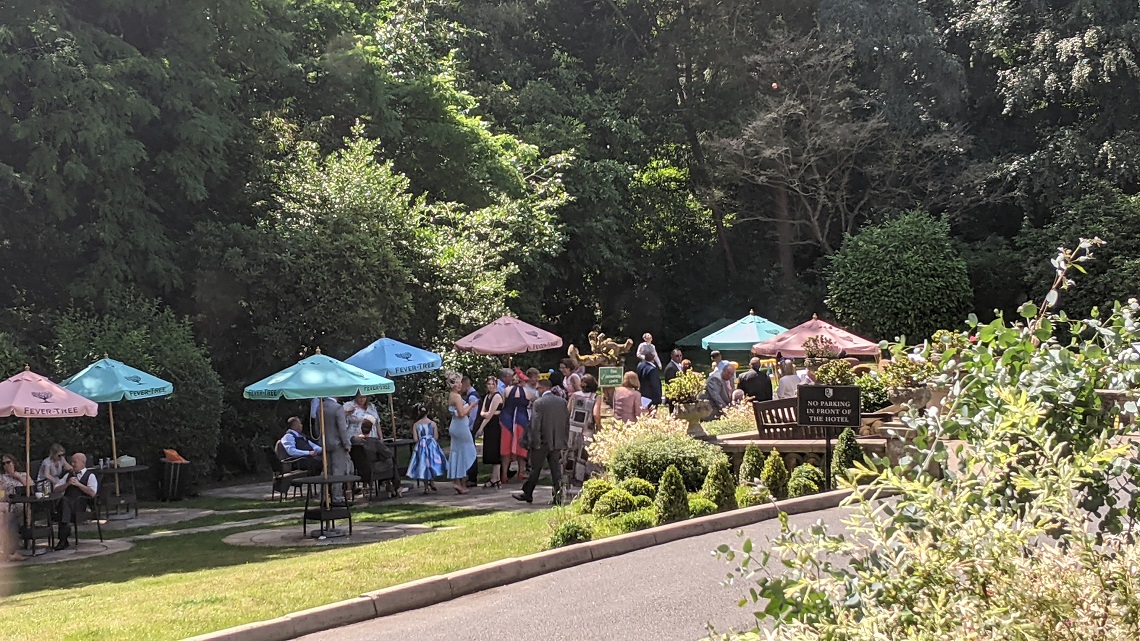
left=290, top=474, right=360, bottom=538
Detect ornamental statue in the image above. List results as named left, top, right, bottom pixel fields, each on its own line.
left=567, top=330, right=634, bottom=368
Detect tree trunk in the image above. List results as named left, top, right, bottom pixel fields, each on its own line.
left=773, top=186, right=797, bottom=289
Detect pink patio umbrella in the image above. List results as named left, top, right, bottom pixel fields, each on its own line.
left=751, top=314, right=879, bottom=359
left=455, top=316, right=563, bottom=358
left=0, top=367, right=99, bottom=493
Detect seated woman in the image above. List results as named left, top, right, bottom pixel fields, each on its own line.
left=37, top=443, right=71, bottom=485
left=1, top=454, right=28, bottom=562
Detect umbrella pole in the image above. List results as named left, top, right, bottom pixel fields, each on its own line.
left=387, top=394, right=397, bottom=441
left=24, top=418, right=31, bottom=529
left=109, top=402, right=121, bottom=495
left=24, top=418, right=31, bottom=493
left=318, top=399, right=329, bottom=510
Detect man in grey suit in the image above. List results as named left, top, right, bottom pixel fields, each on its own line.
left=321, top=396, right=351, bottom=503
left=513, top=379, right=570, bottom=505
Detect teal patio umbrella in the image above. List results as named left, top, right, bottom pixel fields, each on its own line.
left=701, top=310, right=788, bottom=351
left=244, top=349, right=395, bottom=503
left=345, top=334, right=442, bottom=438
left=62, top=356, right=174, bottom=494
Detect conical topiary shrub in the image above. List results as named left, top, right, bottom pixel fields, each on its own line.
left=739, top=443, right=764, bottom=484
left=788, top=463, right=824, bottom=498
left=654, top=464, right=690, bottom=525
left=831, top=427, right=864, bottom=484
left=700, top=457, right=738, bottom=511
left=760, top=449, right=789, bottom=499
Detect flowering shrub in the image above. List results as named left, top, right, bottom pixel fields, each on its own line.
left=663, top=370, right=706, bottom=403
left=702, top=398, right=757, bottom=436
left=854, top=372, right=889, bottom=411
left=879, top=356, right=936, bottom=388
left=586, top=407, right=688, bottom=467
left=814, top=359, right=856, bottom=385
left=801, top=336, right=839, bottom=359
left=711, top=239, right=1140, bottom=640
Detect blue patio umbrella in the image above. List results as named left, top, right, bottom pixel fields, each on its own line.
left=346, top=335, right=442, bottom=439
left=62, top=356, right=174, bottom=493
left=244, top=350, right=395, bottom=495
left=701, top=310, right=788, bottom=352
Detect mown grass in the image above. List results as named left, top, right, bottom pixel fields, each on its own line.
left=0, top=503, right=553, bottom=640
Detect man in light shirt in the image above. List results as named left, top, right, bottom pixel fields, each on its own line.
left=53, top=453, right=98, bottom=550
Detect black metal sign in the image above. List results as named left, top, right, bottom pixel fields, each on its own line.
left=797, top=385, right=861, bottom=428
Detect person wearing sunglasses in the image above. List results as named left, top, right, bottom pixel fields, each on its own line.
left=1, top=454, right=28, bottom=562
left=36, top=443, right=71, bottom=486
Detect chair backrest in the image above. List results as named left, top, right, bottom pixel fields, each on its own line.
left=349, top=444, right=373, bottom=483
left=264, top=447, right=285, bottom=474
left=753, top=398, right=800, bottom=438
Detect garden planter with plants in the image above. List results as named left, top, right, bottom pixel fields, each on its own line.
left=664, top=371, right=711, bottom=437
left=881, top=356, right=937, bottom=409
left=802, top=335, right=841, bottom=373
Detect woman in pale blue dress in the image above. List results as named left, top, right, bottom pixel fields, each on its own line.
left=447, top=375, right=478, bottom=495
left=407, top=405, right=445, bottom=493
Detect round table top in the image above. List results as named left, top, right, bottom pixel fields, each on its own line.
left=291, top=474, right=360, bottom=486
left=6, top=493, right=62, bottom=504
left=91, top=465, right=149, bottom=474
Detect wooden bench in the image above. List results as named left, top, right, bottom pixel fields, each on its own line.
left=753, top=398, right=834, bottom=439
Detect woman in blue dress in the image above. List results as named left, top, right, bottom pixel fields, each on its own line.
left=407, top=405, right=445, bottom=493
left=447, top=375, right=478, bottom=494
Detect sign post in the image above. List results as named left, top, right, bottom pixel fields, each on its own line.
left=797, top=385, right=861, bottom=490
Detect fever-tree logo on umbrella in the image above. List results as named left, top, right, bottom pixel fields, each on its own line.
left=525, top=330, right=539, bottom=338
left=31, top=391, right=53, bottom=403
left=395, top=352, right=413, bottom=361
left=125, top=375, right=143, bottom=384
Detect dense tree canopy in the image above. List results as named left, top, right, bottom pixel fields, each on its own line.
left=2, top=0, right=1139, bottom=478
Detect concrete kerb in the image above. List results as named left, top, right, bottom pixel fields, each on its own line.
left=184, top=488, right=855, bottom=641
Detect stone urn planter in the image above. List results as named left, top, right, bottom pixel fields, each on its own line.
left=887, top=385, right=932, bottom=410
left=673, top=400, right=714, bottom=439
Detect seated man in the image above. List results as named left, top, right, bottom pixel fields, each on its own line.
left=351, top=418, right=403, bottom=497
left=277, top=416, right=323, bottom=474
left=53, top=453, right=97, bottom=550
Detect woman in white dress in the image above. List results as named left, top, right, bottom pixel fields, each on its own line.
left=776, top=360, right=802, bottom=400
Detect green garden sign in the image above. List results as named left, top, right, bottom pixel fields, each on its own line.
left=598, top=367, right=623, bottom=387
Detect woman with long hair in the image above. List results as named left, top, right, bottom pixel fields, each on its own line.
left=776, top=360, right=802, bottom=399
left=447, top=375, right=478, bottom=494
left=1, top=454, right=28, bottom=562
left=476, top=375, right=504, bottom=488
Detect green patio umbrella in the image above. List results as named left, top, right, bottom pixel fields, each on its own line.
left=243, top=349, right=395, bottom=506
left=701, top=310, right=788, bottom=351
left=62, top=355, right=174, bottom=494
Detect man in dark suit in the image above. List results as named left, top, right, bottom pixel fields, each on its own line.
left=663, top=348, right=684, bottom=383
left=514, top=379, right=571, bottom=505
left=636, top=353, right=663, bottom=408
left=737, top=357, right=774, bottom=402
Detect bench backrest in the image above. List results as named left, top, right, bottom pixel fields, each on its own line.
left=752, top=398, right=829, bottom=439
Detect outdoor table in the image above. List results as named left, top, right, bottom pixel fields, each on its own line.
left=91, top=464, right=148, bottom=519
left=8, top=493, right=62, bottom=556
left=385, top=438, right=415, bottom=475
left=290, top=474, right=360, bottom=538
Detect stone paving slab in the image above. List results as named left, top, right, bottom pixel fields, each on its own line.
left=222, top=522, right=433, bottom=548
left=9, top=538, right=133, bottom=565
left=204, top=480, right=574, bottom=512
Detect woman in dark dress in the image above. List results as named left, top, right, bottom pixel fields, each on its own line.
left=499, top=373, right=533, bottom=485
left=476, top=376, right=504, bottom=488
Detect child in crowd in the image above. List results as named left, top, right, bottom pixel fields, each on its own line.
left=406, top=404, right=445, bottom=493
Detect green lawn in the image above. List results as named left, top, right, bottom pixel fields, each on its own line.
left=0, top=503, right=554, bottom=640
